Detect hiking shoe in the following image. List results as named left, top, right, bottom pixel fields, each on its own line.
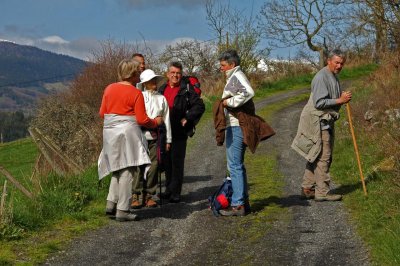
left=219, top=205, right=246, bottom=217
left=160, top=191, right=171, bottom=199
left=301, top=187, right=315, bottom=199
left=115, top=210, right=139, bottom=222
left=105, top=200, right=116, bottom=216
left=244, top=201, right=251, bottom=214
left=314, top=193, right=342, bottom=202
left=169, top=195, right=181, bottom=203
left=144, top=194, right=158, bottom=208
left=131, top=194, right=142, bottom=209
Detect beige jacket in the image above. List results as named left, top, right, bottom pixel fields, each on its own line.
left=291, top=95, right=339, bottom=163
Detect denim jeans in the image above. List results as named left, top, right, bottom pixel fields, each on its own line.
left=226, top=126, right=248, bottom=206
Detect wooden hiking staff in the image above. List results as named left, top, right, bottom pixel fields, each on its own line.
left=345, top=103, right=368, bottom=196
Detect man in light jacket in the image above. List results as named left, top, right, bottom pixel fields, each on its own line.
left=291, top=49, right=352, bottom=201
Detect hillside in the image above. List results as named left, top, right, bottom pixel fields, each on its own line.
left=0, top=41, right=87, bottom=112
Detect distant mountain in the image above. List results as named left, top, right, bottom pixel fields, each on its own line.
left=0, top=41, right=87, bottom=112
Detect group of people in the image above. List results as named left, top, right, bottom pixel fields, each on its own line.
left=97, top=53, right=205, bottom=221
left=97, top=48, right=352, bottom=221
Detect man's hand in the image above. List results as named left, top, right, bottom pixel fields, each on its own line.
left=222, top=99, right=228, bottom=107
left=181, top=118, right=187, bottom=127
left=337, top=91, right=352, bottom=105
left=154, top=116, right=163, bottom=126
left=166, top=143, right=171, bottom=151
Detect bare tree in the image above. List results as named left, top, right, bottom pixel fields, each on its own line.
left=347, top=0, right=388, bottom=57
left=387, top=0, right=400, bottom=48
left=159, top=39, right=218, bottom=75
left=259, top=0, right=346, bottom=68
left=205, top=0, right=230, bottom=49
left=344, top=0, right=400, bottom=59
left=205, top=0, right=269, bottom=72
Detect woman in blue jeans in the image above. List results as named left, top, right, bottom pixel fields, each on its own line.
left=218, top=50, right=254, bottom=216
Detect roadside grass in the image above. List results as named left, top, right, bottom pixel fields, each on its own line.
left=0, top=146, right=109, bottom=264
left=331, top=90, right=400, bottom=265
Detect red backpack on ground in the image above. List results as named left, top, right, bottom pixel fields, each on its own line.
left=183, top=76, right=201, bottom=96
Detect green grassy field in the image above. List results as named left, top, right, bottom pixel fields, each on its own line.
left=0, top=138, right=38, bottom=183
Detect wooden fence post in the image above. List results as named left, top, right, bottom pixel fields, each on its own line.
left=0, top=180, right=8, bottom=220
left=0, top=166, right=33, bottom=200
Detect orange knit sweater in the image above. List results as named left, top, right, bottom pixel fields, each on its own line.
left=99, top=82, right=157, bottom=128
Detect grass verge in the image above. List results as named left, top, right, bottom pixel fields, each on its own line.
left=331, top=90, right=399, bottom=265
left=0, top=154, right=110, bottom=264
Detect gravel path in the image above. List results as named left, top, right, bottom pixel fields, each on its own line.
left=44, top=88, right=370, bottom=265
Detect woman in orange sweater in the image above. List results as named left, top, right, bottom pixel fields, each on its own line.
left=98, top=59, right=163, bottom=222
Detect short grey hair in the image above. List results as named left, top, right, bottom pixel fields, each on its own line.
left=327, top=49, right=346, bottom=60
left=117, top=59, right=140, bottom=81
left=168, top=61, right=183, bottom=71
left=218, top=49, right=240, bottom=66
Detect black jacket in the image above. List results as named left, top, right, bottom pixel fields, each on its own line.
left=159, top=80, right=205, bottom=140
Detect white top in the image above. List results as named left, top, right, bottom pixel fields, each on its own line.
left=142, top=90, right=172, bottom=143
left=221, top=66, right=255, bottom=127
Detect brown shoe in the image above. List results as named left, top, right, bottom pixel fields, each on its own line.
left=131, top=194, right=142, bottom=209
left=144, top=194, right=158, bottom=208
left=219, top=205, right=246, bottom=216
left=314, top=193, right=342, bottom=202
left=301, top=187, right=315, bottom=199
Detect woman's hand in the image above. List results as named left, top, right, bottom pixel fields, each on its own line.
left=154, top=116, right=163, bottom=126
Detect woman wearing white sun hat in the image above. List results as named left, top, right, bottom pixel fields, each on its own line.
left=132, top=69, right=171, bottom=208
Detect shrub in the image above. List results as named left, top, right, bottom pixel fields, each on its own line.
left=30, top=41, right=136, bottom=172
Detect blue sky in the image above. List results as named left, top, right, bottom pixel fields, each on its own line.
left=0, top=0, right=291, bottom=61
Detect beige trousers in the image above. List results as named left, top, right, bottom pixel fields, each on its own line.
left=302, top=130, right=333, bottom=197
left=107, top=167, right=138, bottom=211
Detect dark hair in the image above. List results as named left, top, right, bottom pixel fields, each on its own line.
left=327, top=49, right=346, bottom=60
left=218, top=49, right=240, bottom=66
left=168, top=61, right=183, bottom=71
left=132, top=53, right=144, bottom=59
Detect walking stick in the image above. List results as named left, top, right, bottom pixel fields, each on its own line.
left=346, top=103, right=368, bottom=196
left=157, top=126, right=164, bottom=207
left=158, top=169, right=162, bottom=206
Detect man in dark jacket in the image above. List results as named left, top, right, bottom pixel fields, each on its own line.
left=158, top=61, right=205, bottom=203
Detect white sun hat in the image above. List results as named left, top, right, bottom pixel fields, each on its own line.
left=139, top=69, right=162, bottom=84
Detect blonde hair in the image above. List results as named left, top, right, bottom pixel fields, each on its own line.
left=117, top=59, right=140, bottom=81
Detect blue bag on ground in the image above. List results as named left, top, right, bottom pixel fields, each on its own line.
left=208, top=178, right=233, bottom=217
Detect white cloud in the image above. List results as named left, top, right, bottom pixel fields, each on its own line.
left=0, top=33, right=100, bottom=60
left=41, top=35, right=69, bottom=45
left=0, top=31, right=207, bottom=62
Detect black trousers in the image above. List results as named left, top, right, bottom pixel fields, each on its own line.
left=164, top=138, right=187, bottom=197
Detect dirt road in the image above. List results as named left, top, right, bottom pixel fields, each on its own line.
left=45, top=89, right=370, bottom=265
